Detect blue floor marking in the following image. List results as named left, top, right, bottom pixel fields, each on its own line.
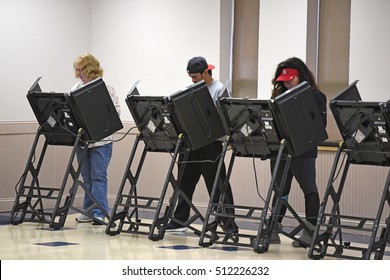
left=34, top=241, right=79, bottom=247
left=158, top=245, right=201, bottom=250
left=159, top=245, right=247, bottom=252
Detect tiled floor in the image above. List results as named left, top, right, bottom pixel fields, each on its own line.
left=1, top=214, right=307, bottom=260
left=1, top=213, right=389, bottom=261
left=2, top=213, right=390, bottom=280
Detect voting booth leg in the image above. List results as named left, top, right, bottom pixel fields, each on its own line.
left=105, top=135, right=204, bottom=240
left=309, top=146, right=390, bottom=260
left=149, top=139, right=206, bottom=241
left=252, top=142, right=291, bottom=253
left=148, top=138, right=186, bottom=241
left=252, top=140, right=315, bottom=253
left=105, top=135, right=157, bottom=236
left=10, top=127, right=51, bottom=225
left=53, top=137, right=111, bottom=228
left=199, top=140, right=289, bottom=251
left=199, top=139, right=240, bottom=247
left=10, top=128, right=108, bottom=229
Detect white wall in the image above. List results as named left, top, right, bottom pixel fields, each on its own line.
left=0, top=0, right=92, bottom=121
left=258, top=0, right=390, bottom=103
left=350, top=0, right=390, bottom=102
left=0, top=0, right=221, bottom=122
left=257, top=0, right=308, bottom=99
left=91, top=0, right=222, bottom=121
left=1, top=0, right=390, bottom=122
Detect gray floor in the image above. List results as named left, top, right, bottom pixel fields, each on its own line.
left=1, top=213, right=389, bottom=261
left=2, top=213, right=390, bottom=280
left=0, top=214, right=304, bottom=260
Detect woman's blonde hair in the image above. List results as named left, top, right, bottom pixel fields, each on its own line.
left=73, top=53, right=103, bottom=80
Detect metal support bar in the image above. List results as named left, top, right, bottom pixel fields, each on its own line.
left=10, top=127, right=109, bottom=229
left=309, top=145, right=390, bottom=260
left=106, top=134, right=205, bottom=241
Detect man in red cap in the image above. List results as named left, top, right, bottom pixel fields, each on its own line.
left=186, top=56, right=223, bottom=102
left=166, top=56, right=238, bottom=238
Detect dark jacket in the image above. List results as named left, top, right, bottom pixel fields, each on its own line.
left=297, top=88, right=327, bottom=158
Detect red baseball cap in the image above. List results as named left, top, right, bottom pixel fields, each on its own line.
left=276, top=68, right=299, bottom=82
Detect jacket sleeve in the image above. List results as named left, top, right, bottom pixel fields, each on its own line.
left=313, top=89, right=327, bottom=127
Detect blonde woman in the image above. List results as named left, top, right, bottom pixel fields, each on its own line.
left=72, top=53, right=121, bottom=225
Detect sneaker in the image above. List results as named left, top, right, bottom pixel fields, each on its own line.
left=270, top=232, right=281, bottom=244
left=76, top=214, right=92, bottom=223
left=270, top=223, right=283, bottom=244
left=220, top=221, right=239, bottom=242
left=291, top=230, right=313, bottom=247
left=292, top=221, right=315, bottom=247
left=92, top=216, right=105, bottom=225
left=166, top=221, right=187, bottom=232
left=224, top=226, right=238, bottom=235
left=224, top=228, right=239, bottom=242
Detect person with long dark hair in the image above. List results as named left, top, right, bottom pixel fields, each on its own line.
left=270, top=57, right=327, bottom=247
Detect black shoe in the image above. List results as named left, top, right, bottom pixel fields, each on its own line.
left=270, top=223, right=283, bottom=244
left=210, top=232, right=220, bottom=241
left=270, top=232, right=281, bottom=244
left=225, top=230, right=239, bottom=242
left=223, top=222, right=239, bottom=242
left=166, top=221, right=187, bottom=232
left=222, top=220, right=239, bottom=234
left=292, top=221, right=315, bottom=247
left=224, top=226, right=238, bottom=235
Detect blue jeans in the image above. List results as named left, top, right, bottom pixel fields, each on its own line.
left=76, top=143, right=113, bottom=218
